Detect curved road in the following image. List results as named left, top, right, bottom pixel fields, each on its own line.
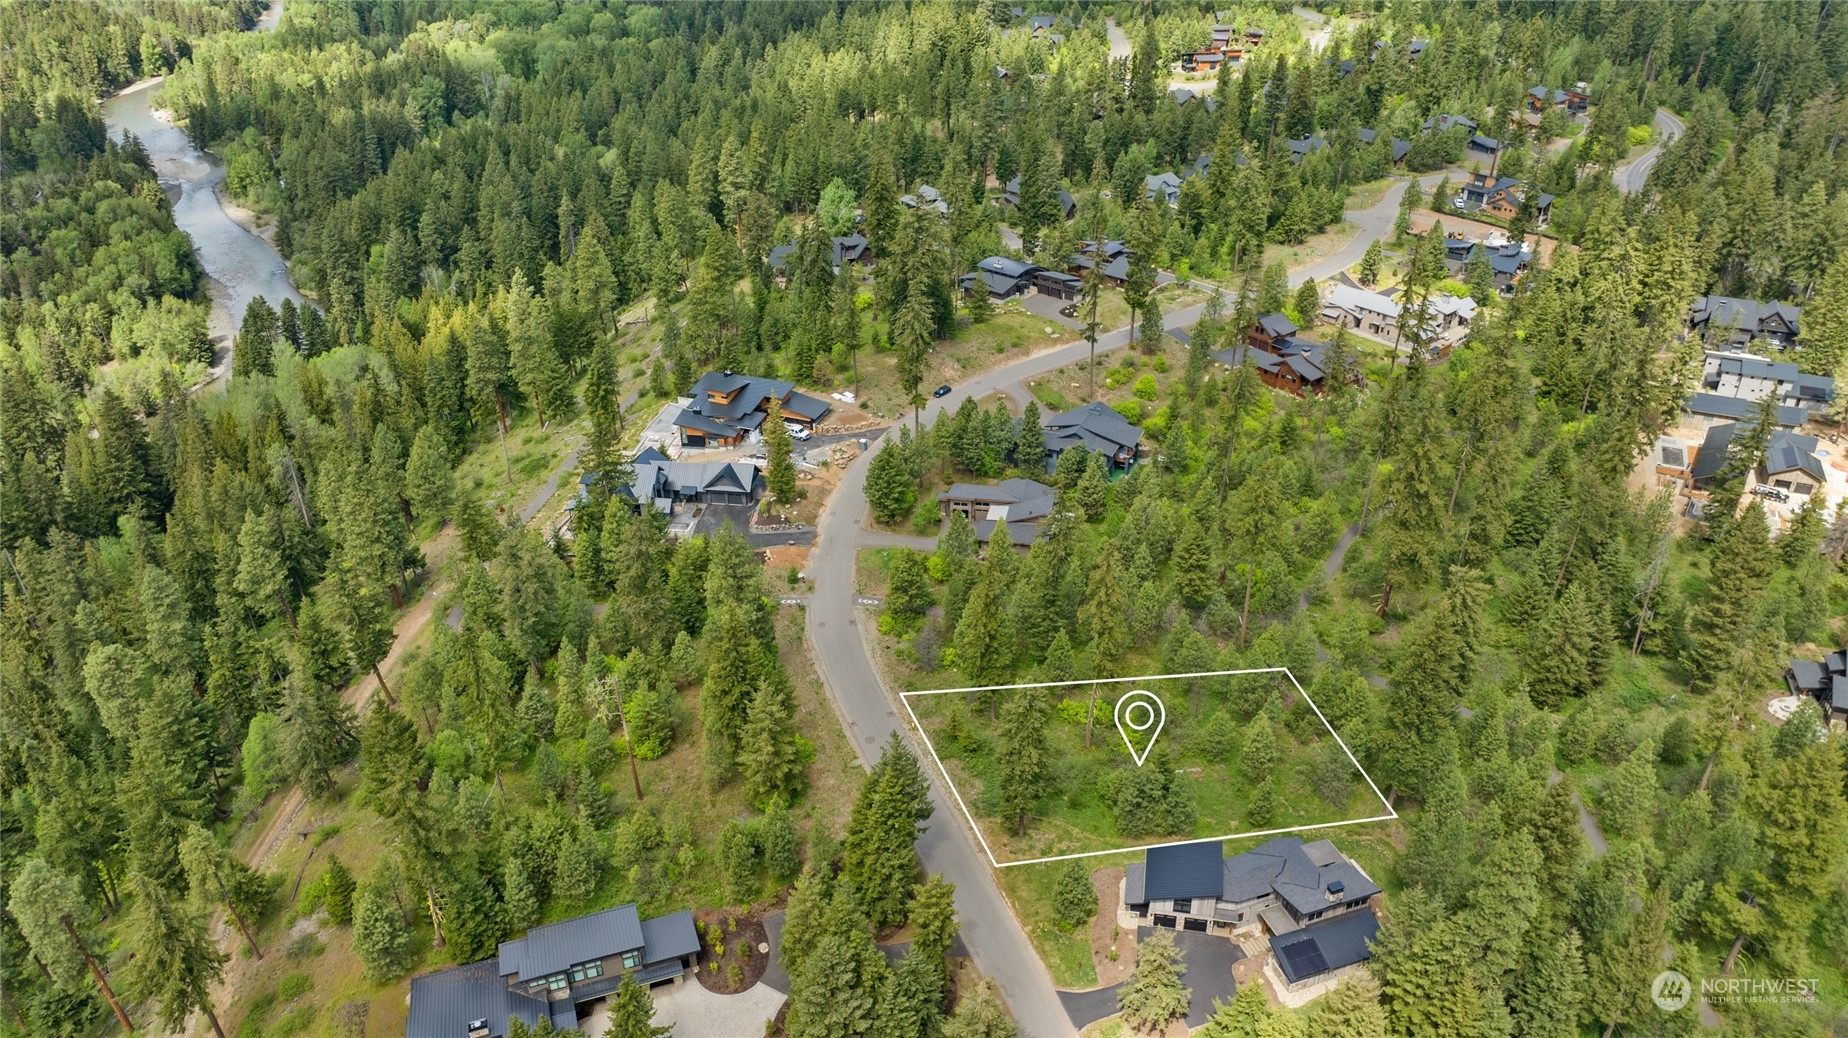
left=1615, top=106, right=1685, bottom=195
left=802, top=169, right=1447, bottom=1037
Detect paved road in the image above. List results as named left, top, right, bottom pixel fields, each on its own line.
left=1105, top=16, right=1131, bottom=62
left=1615, top=107, right=1685, bottom=195
left=802, top=167, right=1444, bottom=1036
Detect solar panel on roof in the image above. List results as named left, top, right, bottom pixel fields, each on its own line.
left=1281, top=940, right=1329, bottom=978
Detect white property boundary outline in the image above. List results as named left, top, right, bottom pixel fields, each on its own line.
left=897, top=668, right=1398, bottom=869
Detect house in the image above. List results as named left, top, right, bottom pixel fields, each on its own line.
left=1527, top=84, right=1590, bottom=114
left=405, top=904, right=700, bottom=1038
left=1786, top=651, right=1848, bottom=726
left=1170, top=87, right=1199, bottom=107
left=1458, top=173, right=1554, bottom=227
left=1124, top=838, right=1380, bottom=938
left=1690, top=296, right=1802, bottom=351
left=938, top=478, right=1058, bottom=547
left=1321, top=284, right=1402, bottom=339
left=1285, top=135, right=1329, bottom=164
left=674, top=370, right=832, bottom=447
left=1212, top=340, right=1355, bottom=398
left=1467, top=133, right=1502, bottom=157
left=1248, top=312, right=1299, bottom=352
left=1244, top=26, right=1265, bottom=45
left=1421, top=113, right=1477, bottom=134
left=1356, top=128, right=1411, bottom=164
left=1442, top=236, right=1532, bottom=294
left=1042, top=401, right=1142, bottom=472
left=960, top=256, right=1043, bottom=300
left=1270, top=906, right=1382, bottom=991
left=1145, top=171, right=1184, bottom=207
left=621, top=456, right=764, bottom=512
left=1034, top=269, right=1084, bottom=301
left=1682, top=392, right=1807, bottom=431
left=900, top=184, right=948, bottom=213
left=1701, top=351, right=1835, bottom=413
left=1689, top=420, right=1826, bottom=497
left=1027, top=13, right=1055, bottom=35
left=1068, top=240, right=1132, bottom=287
left=1183, top=49, right=1226, bottom=71
left=767, top=234, right=872, bottom=284
left=999, top=177, right=1077, bottom=220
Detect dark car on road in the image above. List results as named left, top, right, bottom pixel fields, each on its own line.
left=933, top=383, right=953, bottom=398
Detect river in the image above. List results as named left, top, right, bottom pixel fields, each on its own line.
left=99, top=0, right=300, bottom=386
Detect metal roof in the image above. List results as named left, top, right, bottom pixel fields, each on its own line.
left=499, top=904, right=644, bottom=981
left=1270, top=907, right=1380, bottom=984
left=1125, top=862, right=1147, bottom=905
left=407, top=960, right=547, bottom=1038
left=639, top=910, right=701, bottom=965
left=1143, top=841, right=1226, bottom=901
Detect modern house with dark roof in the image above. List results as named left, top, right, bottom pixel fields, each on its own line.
left=1786, top=650, right=1848, bottom=726
left=1042, top=401, right=1143, bottom=472
left=1458, top=173, right=1554, bottom=227
left=1145, top=171, right=1184, bottom=207
left=1269, top=903, right=1382, bottom=991
left=767, top=234, right=873, bottom=284
left=621, top=456, right=764, bottom=512
left=405, top=904, right=700, bottom=1038
left=1442, top=236, right=1532, bottom=294
left=999, top=176, right=1077, bottom=221
left=675, top=370, right=832, bottom=448
left=1467, top=133, right=1502, bottom=157
left=1682, top=392, right=1807, bottom=430
left=900, top=184, right=948, bottom=213
left=1285, top=135, right=1328, bottom=164
left=1421, top=113, right=1478, bottom=134
left=1701, top=350, right=1835, bottom=414
left=1067, top=240, right=1132, bottom=287
left=1123, top=838, right=1380, bottom=942
left=959, top=256, right=1043, bottom=300
left=1688, top=420, right=1826, bottom=497
left=937, top=478, right=1058, bottom=547
left=1690, top=296, right=1802, bottom=351
left=1526, top=84, right=1590, bottom=114
left=1356, top=128, right=1412, bottom=165
left=1213, top=339, right=1357, bottom=399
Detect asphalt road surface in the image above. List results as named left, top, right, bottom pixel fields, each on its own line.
left=801, top=171, right=1448, bottom=1035
left=1615, top=107, right=1685, bottom=195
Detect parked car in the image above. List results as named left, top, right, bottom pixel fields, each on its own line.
left=933, top=383, right=954, bottom=398
left=783, top=421, right=813, bottom=441
left=1751, top=484, right=1789, bottom=502
left=1451, top=197, right=1467, bottom=211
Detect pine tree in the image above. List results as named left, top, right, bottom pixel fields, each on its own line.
left=739, top=671, right=804, bottom=809
left=352, top=878, right=415, bottom=982
left=1073, top=450, right=1110, bottom=520
left=866, top=443, right=918, bottom=526
left=8, top=857, right=135, bottom=1032
left=700, top=602, right=760, bottom=782
left=766, top=415, right=798, bottom=502
left=1015, top=400, right=1047, bottom=474
left=607, top=973, right=672, bottom=1038
left=1509, top=926, right=1587, bottom=1038
left=885, top=549, right=932, bottom=625
left=1240, top=716, right=1277, bottom=783
left=1310, top=969, right=1388, bottom=1038
left=1052, top=860, right=1097, bottom=930
left=405, top=425, right=454, bottom=523
left=1118, top=928, right=1191, bottom=1032
left=1685, top=502, right=1773, bottom=690
left=1358, top=239, right=1383, bottom=286
left=843, top=733, right=933, bottom=928
left=123, top=874, right=228, bottom=1038
left=1201, top=984, right=1271, bottom=1037
left=779, top=862, right=835, bottom=979
left=995, top=689, right=1050, bottom=834
left=178, top=824, right=265, bottom=956
left=505, top=270, right=568, bottom=428
left=1292, top=278, right=1320, bottom=325
left=943, top=978, right=1018, bottom=1038
left=234, top=508, right=291, bottom=628
left=788, top=882, right=889, bottom=1038
left=954, top=567, right=1011, bottom=687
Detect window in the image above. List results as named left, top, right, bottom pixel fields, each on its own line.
left=569, top=961, right=604, bottom=983
left=621, top=950, right=642, bottom=970
left=1171, top=898, right=1192, bottom=914
left=545, top=973, right=569, bottom=991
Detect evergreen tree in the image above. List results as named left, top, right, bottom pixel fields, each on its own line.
left=352, top=878, right=415, bottom=982
left=943, top=978, right=1018, bottom=1038
left=1015, top=400, right=1046, bottom=474
left=843, top=734, right=933, bottom=928
left=122, top=874, right=227, bottom=1038
left=767, top=415, right=798, bottom=502
left=1118, top=928, right=1190, bottom=1033
left=739, top=671, right=805, bottom=809
left=1051, top=860, right=1097, bottom=930
left=995, top=689, right=1050, bottom=834
left=867, top=443, right=918, bottom=526
left=1685, top=502, right=1773, bottom=690
left=788, top=882, right=888, bottom=1038
left=9, top=857, right=135, bottom=1032
left=606, top=973, right=672, bottom=1038
left=1358, top=239, right=1383, bottom=286
left=1310, top=969, right=1388, bottom=1038
left=885, top=548, right=932, bottom=625
left=405, top=425, right=455, bottom=523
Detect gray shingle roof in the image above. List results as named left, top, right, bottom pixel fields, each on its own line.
left=1143, top=841, right=1226, bottom=901
left=1219, top=837, right=1381, bottom=915
left=1044, top=401, right=1142, bottom=459
left=1790, top=659, right=1828, bottom=692
left=1125, top=862, right=1147, bottom=905
left=1270, top=906, right=1380, bottom=984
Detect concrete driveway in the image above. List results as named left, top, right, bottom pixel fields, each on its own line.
left=645, top=978, right=785, bottom=1038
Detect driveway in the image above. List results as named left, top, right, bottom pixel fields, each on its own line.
left=1057, top=928, right=1242, bottom=1030
left=800, top=168, right=1438, bottom=1038
left=644, top=978, right=785, bottom=1038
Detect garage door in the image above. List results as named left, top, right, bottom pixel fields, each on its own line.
left=1183, top=917, right=1208, bottom=933
left=1152, top=915, right=1177, bottom=930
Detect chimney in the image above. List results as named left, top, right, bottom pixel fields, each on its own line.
left=467, top=1020, right=491, bottom=1038
left=1325, top=880, right=1345, bottom=902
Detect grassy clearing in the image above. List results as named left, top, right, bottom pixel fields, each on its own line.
left=904, top=671, right=1384, bottom=864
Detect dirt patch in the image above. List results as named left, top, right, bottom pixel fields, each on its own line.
left=693, top=908, right=771, bottom=994
left=762, top=544, right=812, bottom=575
left=1090, top=867, right=1136, bottom=986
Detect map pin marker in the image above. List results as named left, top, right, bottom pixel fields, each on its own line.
left=1113, top=689, right=1167, bottom=767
